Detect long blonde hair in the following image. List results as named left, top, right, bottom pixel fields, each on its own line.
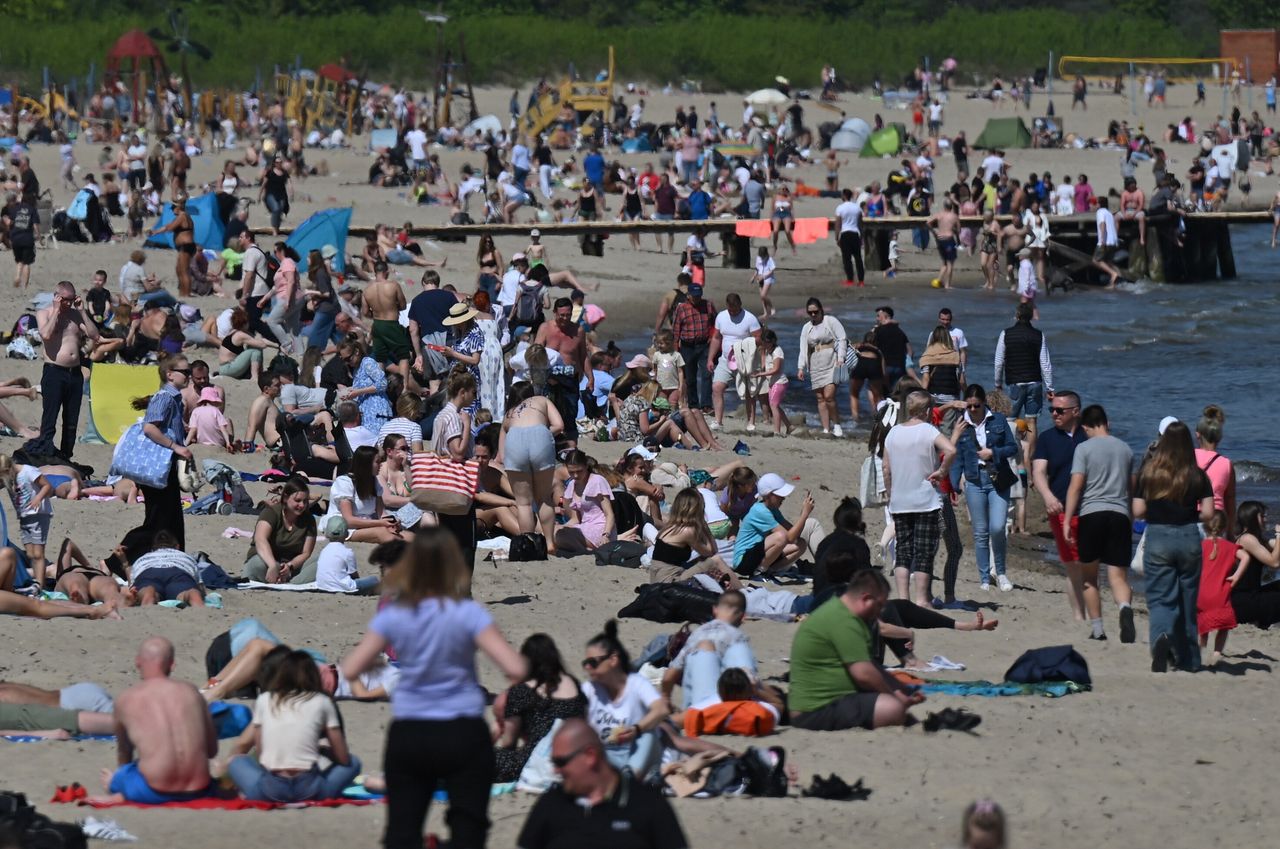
left=660, top=488, right=714, bottom=548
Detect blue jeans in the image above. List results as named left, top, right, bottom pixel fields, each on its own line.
left=682, top=643, right=757, bottom=706
left=604, top=730, right=661, bottom=780
left=264, top=193, right=286, bottom=230
left=1143, top=523, right=1202, bottom=670
left=964, top=470, right=1010, bottom=581
left=227, top=755, right=362, bottom=802
left=136, top=289, right=178, bottom=309
left=306, top=310, right=339, bottom=350
left=1008, top=381, right=1043, bottom=418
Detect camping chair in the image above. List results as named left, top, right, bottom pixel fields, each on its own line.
left=274, top=412, right=353, bottom=479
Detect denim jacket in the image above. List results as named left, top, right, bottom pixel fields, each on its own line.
left=951, top=409, right=1018, bottom=488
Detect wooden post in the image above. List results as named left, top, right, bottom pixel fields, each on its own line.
left=1126, top=235, right=1147, bottom=279
left=1216, top=220, right=1236, bottom=279
left=1145, top=224, right=1165, bottom=283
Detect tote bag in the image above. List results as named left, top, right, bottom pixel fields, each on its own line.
left=409, top=453, right=479, bottom=516
left=108, top=421, right=174, bottom=489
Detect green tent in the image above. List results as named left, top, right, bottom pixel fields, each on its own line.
left=973, top=117, right=1033, bottom=149
left=859, top=123, right=905, bottom=158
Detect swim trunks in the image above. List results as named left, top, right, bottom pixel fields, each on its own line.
left=109, top=762, right=214, bottom=805
left=371, top=319, right=413, bottom=364
left=937, top=237, right=958, bottom=263
left=0, top=703, right=81, bottom=733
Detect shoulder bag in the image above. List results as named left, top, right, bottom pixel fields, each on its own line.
left=409, top=453, right=479, bottom=516
left=109, top=420, right=174, bottom=489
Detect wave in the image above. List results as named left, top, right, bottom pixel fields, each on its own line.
left=1236, top=461, right=1280, bottom=484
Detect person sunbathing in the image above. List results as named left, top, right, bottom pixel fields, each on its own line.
left=0, top=548, right=118, bottom=620
left=0, top=679, right=116, bottom=737
left=51, top=538, right=130, bottom=613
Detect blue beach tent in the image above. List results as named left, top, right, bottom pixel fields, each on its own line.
left=286, top=207, right=352, bottom=273
left=145, top=193, right=225, bottom=251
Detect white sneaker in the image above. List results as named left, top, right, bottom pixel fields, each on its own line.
left=997, top=575, right=1013, bottom=592
left=981, top=582, right=991, bottom=592
left=746, top=424, right=756, bottom=432
left=832, top=424, right=844, bottom=438
left=709, top=421, right=721, bottom=431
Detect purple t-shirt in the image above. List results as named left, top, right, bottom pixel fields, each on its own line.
left=369, top=597, right=493, bottom=720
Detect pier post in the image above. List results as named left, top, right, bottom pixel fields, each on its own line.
left=1216, top=221, right=1236, bottom=279
left=1145, top=224, right=1165, bottom=283
left=1126, top=235, right=1148, bottom=279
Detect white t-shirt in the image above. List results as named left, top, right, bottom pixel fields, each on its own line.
left=714, top=309, right=761, bottom=348
left=929, top=102, right=943, bottom=122
left=251, top=691, right=339, bottom=771
left=405, top=129, right=428, bottom=161
left=508, top=343, right=563, bottom=384
left=325, top=475, right=383, bottom=520
left=948, top=327, right=968, bottom=352
left=126, top=144, right=147, bottom=171
left=316, top=541, right=360, bottom=592
left=216, top=308, right=236, bottom=340
left=981, top=154, right=1004, bottom=182
left=13, top=466, right=52, bottom=516
left=511, top=143, right=531, bottom=171
left=698, top=487, right=728, bottom=524
left=884, top=421, right=943, bottom=514
left=755, top=256, right=776, bottom=284
left=582, top=675, right=662, bottom=746
left=242, top=245, right=270, bottom=297
left=334, top=662, right=401, bottom=700
left=343, top=425, right=379, bottom=450
left=762, top=346, right=789, bottom=387
left=499, top=267, right=524, bottom=309
left=1096, top=208, right=1119, bottom=246
left=1054, top=183, right=1074, bottom=215
left=834, top=200, right=862, bottom=234
left=129, top=548, right=200, bottom=584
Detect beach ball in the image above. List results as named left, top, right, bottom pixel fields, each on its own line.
left=931, top=278, right=942, bottom=288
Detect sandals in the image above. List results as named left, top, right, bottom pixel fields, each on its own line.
left=922, top=707, right=983, bottom=733
left=801, top=773, right=872, bottom=801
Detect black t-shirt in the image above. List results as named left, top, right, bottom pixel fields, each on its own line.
left=535, top=144, right=554, bottom=167
left=85, top=287, right=113, bottom=325
left=953, top=137, right=968, bottom=158
left=21, top=169, right=39, bottom=205
left=408, top=290, right=458, bottom=336
left=319, top=355, right=351, bottom=391
left=517, top=772, right=688, bottom=849
left=872, top=323, right=909, bottom=369
left=263, top=169, right=289, bottom=200
left=812, top=529, right=873, bottom=599
left=7, top=202, right=37, bottom=247
left=1135, top=468, right=1212, bottom=525
left=225, top=217, right=249, bottom=245
left=312, top=266, right=337, bottom=315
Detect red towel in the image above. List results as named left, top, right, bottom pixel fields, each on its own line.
left=57, top=796, right=381, bottom=811
left=734, top=220, right=773, bottom=239
left=792, top=218, right=830, bottom=244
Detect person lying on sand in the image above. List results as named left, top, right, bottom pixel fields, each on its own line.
left=0, top=548, right=119, bottom=620
left=51, top=538, right=131, bottom=613
left=0, top=679, right=117, bottom=738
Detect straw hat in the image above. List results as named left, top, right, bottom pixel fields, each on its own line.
left=442, top=302, right=479, bottom=326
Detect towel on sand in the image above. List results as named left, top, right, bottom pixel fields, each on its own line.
left=57, top=796, right=381, bottom=811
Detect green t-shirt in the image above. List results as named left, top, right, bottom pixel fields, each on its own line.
left=788, top=596, right=874, bottom=713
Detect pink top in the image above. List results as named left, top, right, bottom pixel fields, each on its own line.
left=563, top=473, right=614, bottom=546
left=188, top=405, right=229, bottom=447
left=273, top=257, right=298, bottom=299
left=1195, top=448, right=1233, bottom=511
left=1073, top=183, right=1093, bottom=213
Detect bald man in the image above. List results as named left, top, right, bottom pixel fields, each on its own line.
left=517, top=718, right=687, bottom=849
left=95, top=637, right=217, bottom=805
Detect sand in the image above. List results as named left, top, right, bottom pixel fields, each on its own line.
left=1, top=78, right=1278, bottom=849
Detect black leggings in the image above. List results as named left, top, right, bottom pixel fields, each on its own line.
left=839, top=230, right=865, bottom=282
left=877, top=599, right=956, bottom=664
left=938, top=498, right=963, bottom=601
left=383, top=718, right=494, bottom=849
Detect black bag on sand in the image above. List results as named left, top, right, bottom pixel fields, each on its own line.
left=0, top=791, right=87, bottom=849
left=1004, top=645, right=1092, bottom=686
left=594, top=540, right=647, bottom=569
left=509, top=532, right=548, bottom=562
left=617, top=582, right=718, bottom=624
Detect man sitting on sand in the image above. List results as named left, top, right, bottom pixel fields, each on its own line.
left=788, top=569, right=925, bottom=731
left=95, top=637, right=217, bottom=805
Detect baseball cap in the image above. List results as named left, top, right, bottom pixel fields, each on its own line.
left=512, top=252, right=528, bottom=263
left=687, top=284, right=704, bottom=297
left=756, top=473, right=794, bottom=499
left=320, top=244, right=339, bottom=260
left=322, top=515, right=349, bottom=541
left=530, top=228, right=541, bottom=237
left=624, top=354, right=651, bottom=369
left=1158, top=415, right=1179, bottom=435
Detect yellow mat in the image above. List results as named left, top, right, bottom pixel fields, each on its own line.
left=89, top=363, right=161, bottom=445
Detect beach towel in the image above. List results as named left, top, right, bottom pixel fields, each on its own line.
left=734, top=220, right=772, bottom=239
left=56, top=796, right=380, bottom=811
left=239, top=581, right=336, bottom=592
left=3, top=734, right=115, bottom=743
left=919, top=680, right=1088, bottom=698
left=792, top=218, right=830, bottom=244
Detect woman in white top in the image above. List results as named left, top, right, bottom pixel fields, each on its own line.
left=797, top=297, right=848, bottom=438
left=750, top=246, right=778, bottom=319
left=1021, top=197, right=1050, bottom=286
left=326, top=445, right=404, bottom=544
left=226, top=649, right=361, bottom=802
left=580, top=620, right=670, bottom=779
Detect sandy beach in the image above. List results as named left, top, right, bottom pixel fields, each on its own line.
left=2, top=78, right=1279, bottom=848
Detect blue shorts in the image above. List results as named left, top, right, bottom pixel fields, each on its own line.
left=109, top=762, right=213, bottom=805
left=133, top=567, right=199, bottom=601
left=1009, top=381, right=1044, bottom=418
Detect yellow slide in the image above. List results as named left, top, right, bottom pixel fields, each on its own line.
left=88, top=363, right=160, bottom=445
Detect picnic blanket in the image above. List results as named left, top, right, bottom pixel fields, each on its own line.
left=57, top=796, right=381, bottom=811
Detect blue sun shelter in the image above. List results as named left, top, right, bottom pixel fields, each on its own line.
left=145, top=193, right=225, bottom=250
left=286, top=207, right=352, bottom=274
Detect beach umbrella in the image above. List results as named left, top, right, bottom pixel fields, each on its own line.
left=463, top=114, right=503, bottom=138
left=746, top=88, right=789, bottom=107
left=286, top=207, right=352, bottom=274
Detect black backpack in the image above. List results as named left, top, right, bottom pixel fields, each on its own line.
left=594, top=540, right=647, bottom=569
left=0, top=791, right=87, bottom=849
left=1004, top=645, right=1092, bottom=687
left=617, top=582, right=718, bottom=624
left=509, top=532, right=548, bottom=562
left=513, top=281, right=545, bottom=324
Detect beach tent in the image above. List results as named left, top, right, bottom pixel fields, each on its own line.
left=83, top=363, right=160, bottom=446
left=463, top=114, right=503, bottom=139
left=286, top=207, right=351, bottom=274
left=620, top=136, right=654, bottom=153
left=973, top=117, right=1033, bottom=149
left=368, top=128, right=397, bottom=151
left=144, top=193, right=225, bottom=252
left=830, top=117, right=871, bottom=152
left=859, top=123, right=905, bottom=158
left=746, top=88, right=789, bottom=107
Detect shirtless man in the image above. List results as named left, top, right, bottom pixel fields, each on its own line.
left=244, top=372, right=283, bottom=450
left=1269, top=189, right=1280, bottom=248
left=362, top=261, right=414, bottom=389
left=1119, top=178, right=1147, bottom=247
left=36, top=281, right=99, bottom=459
left=535, top=297, right=591, bottom=451
left=95, top=637, right=217, bottom=805
left=179, top=360, right=212, bottom=424
left=999, top=217, right=1029, bottom=288
left=927, top=199, right=960, bottom=289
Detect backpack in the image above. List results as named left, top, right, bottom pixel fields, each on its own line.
left=1004, top=645, right=1092, bottom=686
left=684, top=700, right=778, bottom=737
left=0, top=792, right=87, bottom=849
left=512, top=281, right=545, bottom=324
left=67, top=188, right=91, bottom=221
left=509, top=532, right=549, bottom=562
left=594, top=539, right=647, bottom=569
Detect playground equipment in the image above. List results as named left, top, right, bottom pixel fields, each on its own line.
left=196, top=89, right=245, bottom=129
left=12, top=93, right=77, bottom=123
left=1056, top=55, right=1240, bottom=83
left=105, top=29, right=169, bottom=125
left=273, top=65, right=359, bottom=135
left=519, top=46, right=615, bottom=139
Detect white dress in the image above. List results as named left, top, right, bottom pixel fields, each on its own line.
left=476, top=316, right=506, bottom=419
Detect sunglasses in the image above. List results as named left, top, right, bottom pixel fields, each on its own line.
left=551, top=745, right=588, bottom=769
left=806, top=310, right=821, bottom=316
left=966, top=403, right=983, bottom=410
left=170, top=367, right=193, bottom=377
left=1049, top=406, right=1077, bottom=416
left=581, top=653, right=612, bottom=670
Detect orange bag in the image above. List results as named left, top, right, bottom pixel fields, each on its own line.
left=683, top=700, right=777, bottom=737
